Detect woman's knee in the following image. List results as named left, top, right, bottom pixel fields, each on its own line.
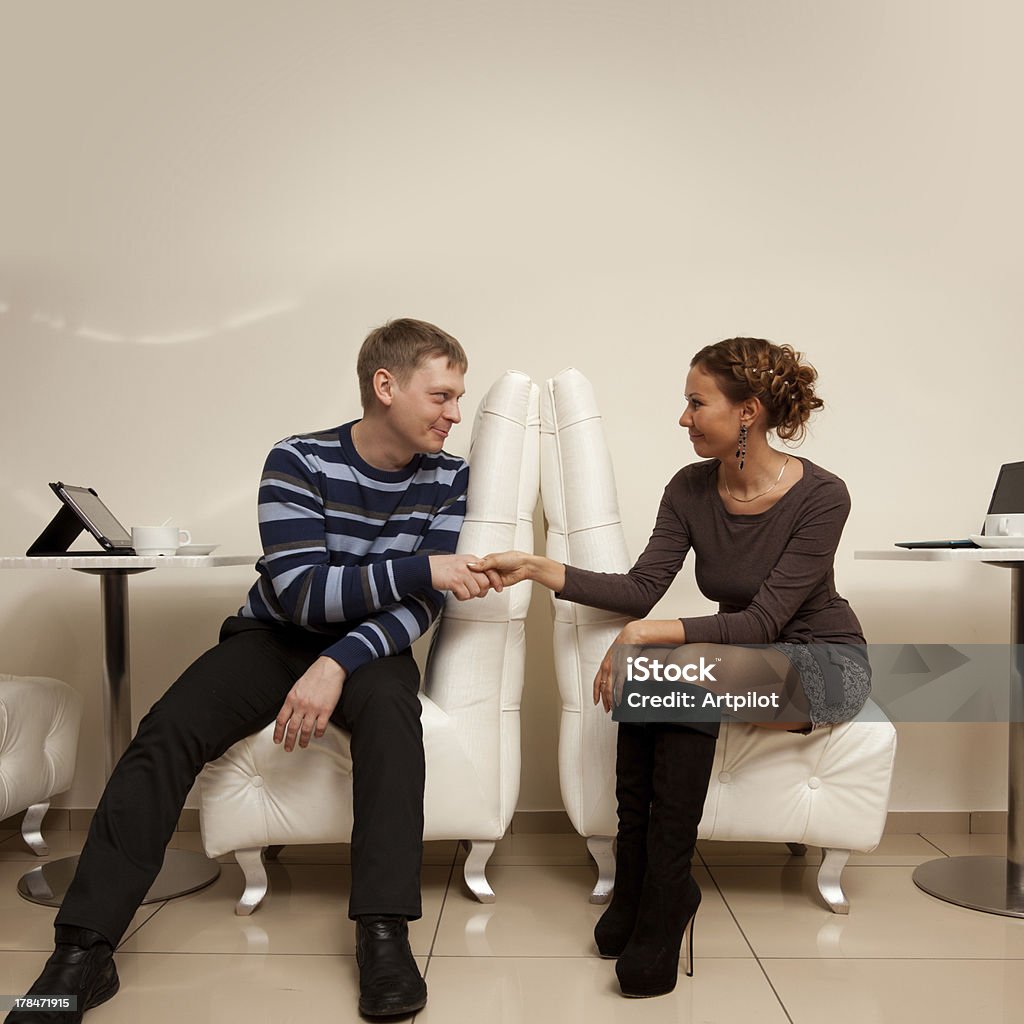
left=659, top=643, right=725, bottom=689
left=658, top=643, right=809, bottom=726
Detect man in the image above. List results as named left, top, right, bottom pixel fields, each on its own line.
left=7, top=318, right=487, bottom=1022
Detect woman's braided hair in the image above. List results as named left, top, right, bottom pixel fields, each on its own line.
left=690, top=338, right=824, bottom=443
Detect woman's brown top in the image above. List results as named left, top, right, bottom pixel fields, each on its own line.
left=558, top=456, right=865, bottom=646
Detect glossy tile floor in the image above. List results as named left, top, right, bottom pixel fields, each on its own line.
left=2, top=829, right=1023, bottom=1022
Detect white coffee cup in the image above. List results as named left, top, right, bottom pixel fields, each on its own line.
left=132, top=526, right=192, bottom=556
left=985, top=513, right=1024, bottom=538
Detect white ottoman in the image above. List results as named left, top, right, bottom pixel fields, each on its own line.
left=0, top=674, right=83, bottom=856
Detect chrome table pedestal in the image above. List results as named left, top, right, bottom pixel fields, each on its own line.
left=856, top=550, right=1024, bottom=918
left=912, top=561, right=1024, bottom=917
left=16, top=848, right=220, bottom=908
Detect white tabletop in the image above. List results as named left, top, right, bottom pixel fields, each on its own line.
left=856, top=548, right=1024, bottom=563
left=0, top=555, right=256, bottom=570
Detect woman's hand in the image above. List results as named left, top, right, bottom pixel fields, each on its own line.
left=593, top=621, right=642, bottom=712
left=469, top=553, right=568, bottom=595
left=592, top=619, right=688, bottom=712
left=469, top=551, right=533, bottom=592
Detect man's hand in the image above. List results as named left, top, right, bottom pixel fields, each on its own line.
left=429, top=554, right=491, bottom=601
left=274, top=656, right=347, bottom=752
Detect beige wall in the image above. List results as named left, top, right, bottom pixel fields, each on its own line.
left=1, top=1, right=1020, bottom=814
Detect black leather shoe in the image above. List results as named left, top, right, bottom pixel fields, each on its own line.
left=355, top=916, right=427, bottom=1018
left=4, top=928, right=119, bottom=1023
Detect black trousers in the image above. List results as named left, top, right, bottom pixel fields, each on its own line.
left=55, top=616, right=425, bottom=945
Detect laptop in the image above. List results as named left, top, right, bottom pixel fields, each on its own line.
left=896, top=461, right=1024, bottom=548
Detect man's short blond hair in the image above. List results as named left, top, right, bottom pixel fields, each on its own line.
left=357, top=318, right=468, bottom=408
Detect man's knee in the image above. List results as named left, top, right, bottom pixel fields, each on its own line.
left=357, top=675, right=421, bottom=721
left=341, top=658, right=422, bottom=735
left=133, top=695, right=203, bottom=756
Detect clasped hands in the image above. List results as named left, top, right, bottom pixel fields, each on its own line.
left=275, top=551, right=627, bottom=752
left=425, top=551, right=536, bottom=600
left=465, top=551, right=646, bottom=714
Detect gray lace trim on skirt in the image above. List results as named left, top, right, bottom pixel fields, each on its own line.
left=772, top=643, right=872, bottom=728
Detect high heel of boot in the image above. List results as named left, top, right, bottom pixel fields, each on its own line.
left=683, top=909, right=696, bottom=977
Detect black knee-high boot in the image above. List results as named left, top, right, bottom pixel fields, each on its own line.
left=615, top=723, right=717, bottom=997
left=594, top=724, right=656, bottom=957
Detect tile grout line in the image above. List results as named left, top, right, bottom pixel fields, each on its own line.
left=701, top=862, right=796, bottom=1024
left=919, top=833, right=955, bottom=857
left=116, top=898, right=172, bottom=950
left=737, top=954, right=1024, bottom=961
left=412, top=844, right=459, bottom=1023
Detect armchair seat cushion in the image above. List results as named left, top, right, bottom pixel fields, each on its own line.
left=700, top=701, right=895, bottom=851
left=200, top=692, right=502, bottom=858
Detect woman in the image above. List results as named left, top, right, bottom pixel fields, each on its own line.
left=472, top=338, right=870, bottom=998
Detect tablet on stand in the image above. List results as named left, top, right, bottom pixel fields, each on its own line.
left=27, top=483, right=136, bottom=556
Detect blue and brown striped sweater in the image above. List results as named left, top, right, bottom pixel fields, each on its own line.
left=238, top=421, right=468, bottom=674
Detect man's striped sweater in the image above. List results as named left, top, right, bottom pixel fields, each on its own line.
left=238, top=421, right=468, bottom=674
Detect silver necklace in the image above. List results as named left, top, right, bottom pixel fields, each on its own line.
left=723, top=457, right=790, bottom=504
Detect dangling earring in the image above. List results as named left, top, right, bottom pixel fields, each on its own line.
left=735, top=424, right=748, bottom=470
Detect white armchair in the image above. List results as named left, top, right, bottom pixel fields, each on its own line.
left=541, top=368, right=897, bottom=914
left=198, top=371, right=540, bottom=914
left=0, top=674, right=83, bottom=856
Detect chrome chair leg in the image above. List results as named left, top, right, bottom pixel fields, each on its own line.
left=462, top=840, right=497, bottom=903
left=586, top=835, right=615, bottom=904
left=818, top=847, right=852, bottom=914
left=21, top=802, right=49, bottom=857
left=234, top=847, right=269, bottom=916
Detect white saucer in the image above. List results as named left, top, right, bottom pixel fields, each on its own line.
left=176, top=543, right=219, bottom=556
left=969, top=534, right=1024, bottom=549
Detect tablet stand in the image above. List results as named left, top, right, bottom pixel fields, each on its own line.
left=26, top=504, right=133, bottom=556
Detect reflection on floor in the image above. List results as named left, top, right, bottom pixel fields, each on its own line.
left=1, top=830, right=1022, bottom=1023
